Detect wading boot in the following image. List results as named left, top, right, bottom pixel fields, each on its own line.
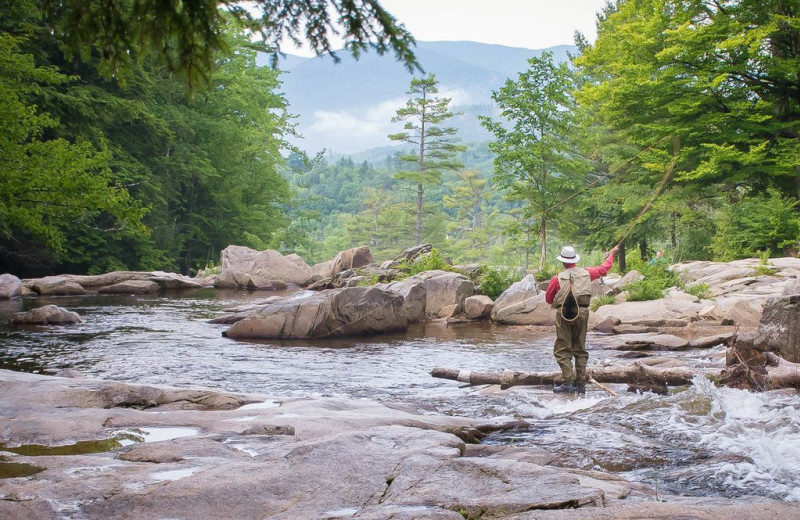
left=574, top=382, right=586, bottom=395
left=553, top=382, right=576, bottom=394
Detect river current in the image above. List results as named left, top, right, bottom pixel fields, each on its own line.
left=1, top=288, right=799, bottom=503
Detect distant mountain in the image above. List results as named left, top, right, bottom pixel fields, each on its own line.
left=259, top=41, right=577, bottom=155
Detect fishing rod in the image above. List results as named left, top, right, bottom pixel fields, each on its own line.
left=611, top=135, right=681, bottom=250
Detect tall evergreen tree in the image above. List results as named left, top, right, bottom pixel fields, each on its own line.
left=389, top=75, right=465, bottom=246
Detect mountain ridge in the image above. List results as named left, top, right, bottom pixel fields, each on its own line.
left=260, top=41, right=577, bottom=154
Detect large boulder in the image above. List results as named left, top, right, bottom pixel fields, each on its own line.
left=213, top=270, right=287, bottom=291
left=380, top=277, right=427, bottom=322
left=223, top=286, right=407, bottom=339
left=220, top=246, right=311, bottom=286
left=306, top=247, right=375, bottom=281
left=493, top=292, right=554, bottom=326
left=380, top=243, right=434, bottom=269
left=331, top=246, right=374, bottom=274
left=0, top=273, right=23, bottom=299
left=490, top=275, right=553, bottom=325
left=413, top=271, right=474, bottom=316
left=464, top=295, right=494, bottom=320
left=742, top=295, right=800, bottom=362
left=698, top=298, right=762, bottom=328
left=10, top=304, right=82, bottom=325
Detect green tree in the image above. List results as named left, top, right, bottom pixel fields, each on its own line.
left=389, top=74, right=465, bottom=246
left=41, top=0, right=419, bottom=89
left=480, top=52, right=589, bottom=271
left=574, top=0, right=800, bottom=261
left=443, top=170, right=498, bottom=262
left=0, top=33, right=146, bottom=273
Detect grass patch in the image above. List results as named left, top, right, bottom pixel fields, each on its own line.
left=478, top=266, right=521, bottom=300
left=590, top=294, right=616, bottom=311
left=624, top=263, right=681, bottom=302
left=685, top=282, right=711, bottom=300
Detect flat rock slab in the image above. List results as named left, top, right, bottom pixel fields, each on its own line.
left=1, top=371, right=794, bottom=519
left=591, top=333, right=689, bottom=351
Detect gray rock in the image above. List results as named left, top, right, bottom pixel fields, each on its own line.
left=224, top=286, right=408, bottom=339
left=593, top=299, right=705, bottom=324
left=491, top=275, right=553, bottom=325
left=10, top=304, right=82, bottom=325
left=593, top=316, right=621, bottom=334
left=415, top=271, right=474, bottom=316
left=464, top=295, right=493, bottom=319
left=748, top=294, right=800, bottom=362
left=492, top=292, right=554, bottom=326
left=381, top=277, right=427, bottom=322
left=0, top=273, right=23, bottom=299
left=98, top=280, right=160, bottom=294
left=27, top=276, right=87, bottom=296
left=220, top=245, right=311, bottom=285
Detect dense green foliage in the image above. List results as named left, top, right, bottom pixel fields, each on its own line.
left=39, top=0, right=419, bottom=89
left=477, top=266, right=520, bottom=300
left=4, top=0, right=800, bottom=278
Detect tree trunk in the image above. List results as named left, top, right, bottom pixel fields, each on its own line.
left=539, top=218, right=547, bottom=272
left=618, top=242, right=627, bottom=272
left=431, top=363, right=697, bottom=389
left=415, top=181, right=423, bottom=246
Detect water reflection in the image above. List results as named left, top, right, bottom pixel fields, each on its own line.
left=1, top=290, right=798, bottom=501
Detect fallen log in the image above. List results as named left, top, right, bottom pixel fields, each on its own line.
left=431, top=363, right=699, bottom=390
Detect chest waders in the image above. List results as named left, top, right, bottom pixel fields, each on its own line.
left=553, top=268, right=591, bottom=391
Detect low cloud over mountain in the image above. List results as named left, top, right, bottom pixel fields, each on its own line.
left=261, top=41, right=576, bottom=154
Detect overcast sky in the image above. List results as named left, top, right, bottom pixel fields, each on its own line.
left=284, top=0, right=609, bottom=55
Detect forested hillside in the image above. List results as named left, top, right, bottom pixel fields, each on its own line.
left=2, top=0, right=799, bottom=278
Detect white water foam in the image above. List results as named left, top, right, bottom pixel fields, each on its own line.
left=672, top=377, right=800, bottom=501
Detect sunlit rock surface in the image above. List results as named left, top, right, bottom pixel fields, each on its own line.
left=1, top=370, right=795, bottom=520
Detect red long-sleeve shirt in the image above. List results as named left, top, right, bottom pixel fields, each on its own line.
left=545, top=252, right=616, bottom=305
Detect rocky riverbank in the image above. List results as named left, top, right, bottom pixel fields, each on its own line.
left=1, top=370, right=796, bottom=520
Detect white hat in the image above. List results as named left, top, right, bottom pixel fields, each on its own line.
left=556, top=245, right=580, bottom=263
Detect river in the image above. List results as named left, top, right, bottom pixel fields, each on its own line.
left=1, top=288, right=799, bottom=503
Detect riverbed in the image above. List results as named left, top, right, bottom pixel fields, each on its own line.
left=1, top=289, right=798, bottom=503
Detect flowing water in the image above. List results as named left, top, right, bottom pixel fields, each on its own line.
left=1, top=289, right=799, bottom=502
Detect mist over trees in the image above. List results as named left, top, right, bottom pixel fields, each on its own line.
left=3, top=0, right=799, bottom=277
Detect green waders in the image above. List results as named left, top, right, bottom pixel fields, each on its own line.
left=553, top=306, right=590, bottom=383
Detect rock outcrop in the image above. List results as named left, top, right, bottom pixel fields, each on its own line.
left=733, top=294, right=800, bottom=363
left=23, top=271, right=204, bottom=295
left=223, top=286, right=408, bottom=339
left=464, top=295, right=494, bottom=319
left=1, top=370, right=795, bottom=520
left=220, top=245, right=311, bottom=286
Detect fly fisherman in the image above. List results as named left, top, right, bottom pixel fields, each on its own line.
left=545, top=245, right=619, bottom=394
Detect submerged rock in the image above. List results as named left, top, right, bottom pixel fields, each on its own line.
left=10, top=304, right=82, bottom=325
